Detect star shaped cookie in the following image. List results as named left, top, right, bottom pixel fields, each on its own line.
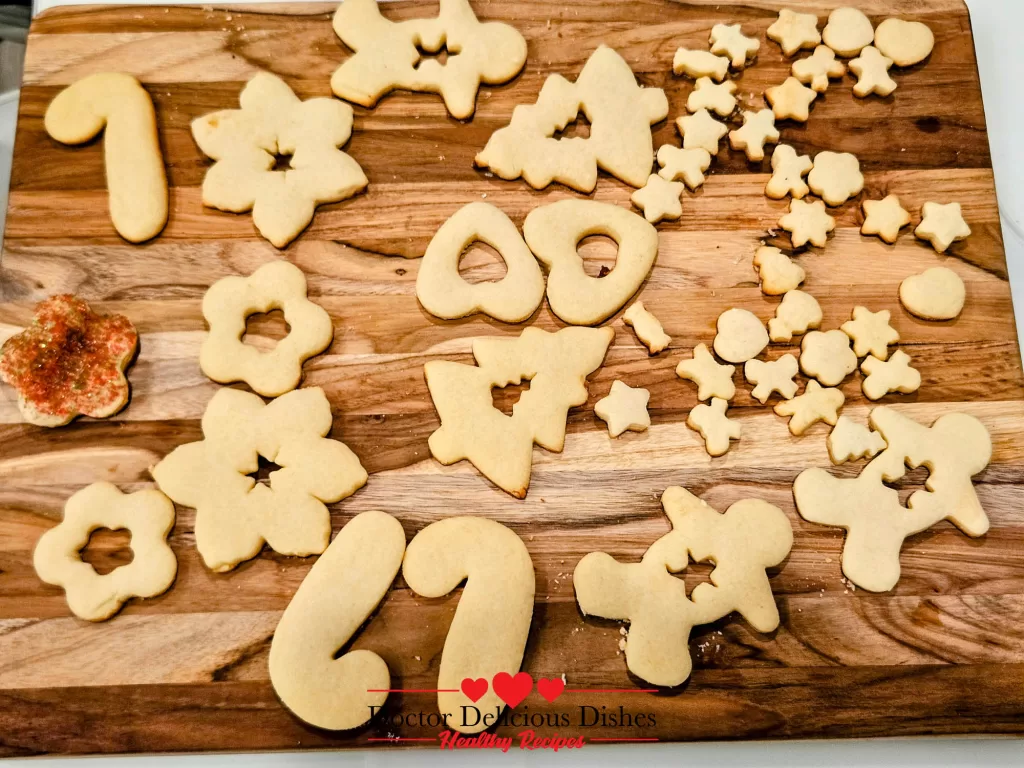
left=710, top=23, right=760, bottom=69
left=767, top=8, right=821, bottom=57
left=915, top=201, right=971, bottom=253
left=631, top=174, right=684, bottom=223
left=676, top=108, right=728, bottom=155
left=861, top=194, right=911, bottom=244
left=791, top=45, right=846, bottom=92
left=840, top=306, right=900, bottom=360
left=779, top=198, right=835, bottom=248
left=595, top=380, right=651, bottom=437
left=728, top=109, right=779, bottom=162
left=657, top=145, right=712, bottom=189
left=766, top=77, right=818, bottom=122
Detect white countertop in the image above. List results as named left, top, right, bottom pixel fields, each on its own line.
left=3, top=1, right=1023, bottom=766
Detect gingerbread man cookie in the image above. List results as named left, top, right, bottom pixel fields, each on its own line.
left=774, top=379, right=844, bottom=435
left=860, top=349, right=921, bottom=400
left=728, top=109, right=779, bottom=162
left=791, top=45, right=846, bottom=92
left=849, top=46, right=897, bottom=97
left=657, top=145, right=712, bottom=189
left=687, top=397, right=741, bottom=456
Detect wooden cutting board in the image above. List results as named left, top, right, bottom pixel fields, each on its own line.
left=2, top=0, right=1023, bottom=756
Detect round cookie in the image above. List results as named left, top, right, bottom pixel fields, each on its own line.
left=713, top=308, right=768, bottom=363
left=899, top=266, right=965, bottom=321
left=822, top=7, right=874, bottom=58
left=874, top=18, right=934, bottom=67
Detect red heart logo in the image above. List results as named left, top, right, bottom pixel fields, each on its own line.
left=491, top=671, right=533, bottom=709
left=536, top=677, right=565, bottom=703
left=460, top=677, right=488, bottom=703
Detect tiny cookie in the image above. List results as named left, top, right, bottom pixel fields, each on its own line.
left=874, top=18, right=934, bottom=67
left=404, top=517, right=534, bottom=734
left=774, top=379, right=844, bottom=435
left=631, top=174, right=684, bottom=224
left=686, top=77, right=737, bottom=118
left=417, top=202, right=544, bottom=323
left=767, top=9, right=821, bottom=57
left=849, top=46, right=897, bottom=97
left=791, top=45, right=846, bottom=92
left=713, top=308, right=768, bottom=363
left=821, top=7, right=874, bottom=57
left=709, top=23, right=760, bottom=69
left=524, top=199, right=658, bottom=326
left=808, top=151, right=863, bottom=206
left=800, top=329, right=857, bottom=386
left=672, top=48, right=729, bottom=81
left=827, top=415, right=886, bottom=464
left=841, top=306, right=899, bottom=360
left=200, top=261, right=333, bottom=397
left=899, top=266, right=965, bottom=320
left=623, top=300, right=671, bottom=354
left=860, top=349, right=920, bottom=401
left=269, top=511, right=405, bottom=731
left=779, top=198, right=835, bottom=248
left=45, top=73, right=167, bottom=243
left=676, top=108, right=728, bottom=155
left=657, top=145, right=712, bottom=189
left=753, top=246, right=805, bottom=295
left=33, top=482, right=176, bottom=621
left=331, top=0, right=526, bottom=119
left=728, top=109, right=779, bottom=162
left=861, top=194, right=911, bottom=244
left=768, top=289, right=822, bottom=342
left=915, top=201, right=971, bottom=253
left=766, top=144, right=812, bottom=200
left=744, top=354, right=799, bottom=404
left=595, top=380, right=651, bottom=438
left=675, top=343, right=736, bottom=402
left=687, top=397, right=741, bottom=456
left=765, top=77, right=818, bottom=122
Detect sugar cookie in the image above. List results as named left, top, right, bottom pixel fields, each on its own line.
left=709, top=24, right=760, bottom=69
left=800, top=329, right=857, bottom=386
left=33, top=482, right=176, bottom=621
left=675, top=343, right=736, bottom=402
left=676, top=108, right=728, bottom=155
left=744, top=354, right=799, bottom=404
left=331, top=0, right=527, bottom=119
left=753, top=246, right=805, bottom=295
left=269, top=511, right=405, bottom=731
left=404, top=517, right=534, bottom=734
left=899, top=266, right=965, bottom=320
left=45, top=73, right=167, bottom=243
left=523, top=199, right=658, bottom=326
left=827, top=415, right=886, bottom=464
left=657, top=145, right=712, bottom=189
left=860, top=349, right=920, bottom=400
left=768, top=289, right=822, bottom=342
left=425, top=326, right=613, bottom=498
left=791, top=45, right=846, bottom=92
left=779, top=198, right=835, bottom=248
left=767, top=9, right=821, bottom=57
left=794, top=407, right=991, bottom=592
left=595, top=380, right=651, bottom=437
left=915, top=201, right=971, bottom=253
left=574, top=486, right=791, bottom=686
left=728, top=109, right=779, bottom=162
left=849, top=46, right=897, bottom=97
left=152, top=387, right=367, bottom=572
left=417, top=202, right=544, bottom=323
left=200, top=261, right=333, bottom=397
left=765, top=77, right=818, bottom=122
left=808, top=151, right=863, bottom=206
left=861, top=194, right=911, bottom=244
left=841, top=306, right=899, bottom=360
left=623, top=300, right=671, bottom=354
left=774, top=379, right=844, bottom=435
left=686, top=77, right=737, bottom=118
left=822, top=7, right=874, bottom=57
left=713, top=308, right=768, bottom=363
left=476, top=45, right=668, bottom=192
left=192, top=72, right=367, bottom=248
left=687, top=397, right=741, bottom=456
left=631, top=174, right=684, bottom=224
left=766, top=144, right=812, bottom=200
left=874, top=18, right=934, bottom=67
left=672, top=48, right=729, bottom=81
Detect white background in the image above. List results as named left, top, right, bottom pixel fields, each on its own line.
left=2, top=0, right=1023, bottom=766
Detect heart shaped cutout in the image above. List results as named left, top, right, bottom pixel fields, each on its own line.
left=460, top=677, right=488, bottom=703
left=536, top=677, right=566, bottom=703
left=492, top=671, right=533, bottom=709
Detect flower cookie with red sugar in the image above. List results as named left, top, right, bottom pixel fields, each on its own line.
left=0, top=294, right=137, bottom=427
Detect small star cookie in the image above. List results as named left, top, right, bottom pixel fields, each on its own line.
left=673, top=48, right=730, bottom=81
left=850, top=46, right=897, bottom=97
left=710, top=23, right=760, bottom=69
left=766, top=77, right=818, bottom=122
left=827, top=415, right=886, bottom=464
left=779, top=198, right=835, bottom=248
left=822, top=7, right=875, bottom=58
left=687, top=77, right=738, bottom=117
left=915, top=201, right=971, bottom=253
left=874, top=18, right=935, bottom=67
left=766, top=144, right=812, bottom=200
left=899, top=266, right=965, bottom=320
left=774, top=379, right=844, bottom=436
left=676, top=343, right=736, bottom=401
left=631, top=174, right=684, bottom=224
left=768, top=289, right=822, bottom=342
left=860, top=349, right=921, bottom=401
left=676, top=108, right=728, bottom=155
left=657, top=145, right=712, bottom=189
left=754, top=246, right=805, bottom=295
left=800, top=329, right=857, bottom=386
left=767, top=9, right=821, bottom=57
left=841, top=306, right=899, bottom=360
left=728, top=109, right=779, bottom=162
left=595, top=380, right=652, bottom=437
left=687, top=397, right=741, bottom=456
left=744, top=354, right=799, bottom=404
left=792, top=45, right=846, bottom=92
left=623, top=300, right=671, bottom=354
left=808, top=151, right=863, bottom=206
left=861, top=194, right=911, bottom=243
left=713, top=308, right=769, bottom=364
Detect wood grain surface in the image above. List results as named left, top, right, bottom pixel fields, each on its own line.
left=2, top=0, right=1024, bottom=756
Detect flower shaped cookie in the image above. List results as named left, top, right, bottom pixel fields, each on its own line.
left=33, top=482, right=177, bottom=621
left=0, top=295, right=137, bottom=427
left=192, top=72, right=368, bottom=248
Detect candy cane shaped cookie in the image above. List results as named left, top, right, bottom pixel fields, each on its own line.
left=403, top=517, right=535, bottom=734
left=44, top=73, right=168, bottom=243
